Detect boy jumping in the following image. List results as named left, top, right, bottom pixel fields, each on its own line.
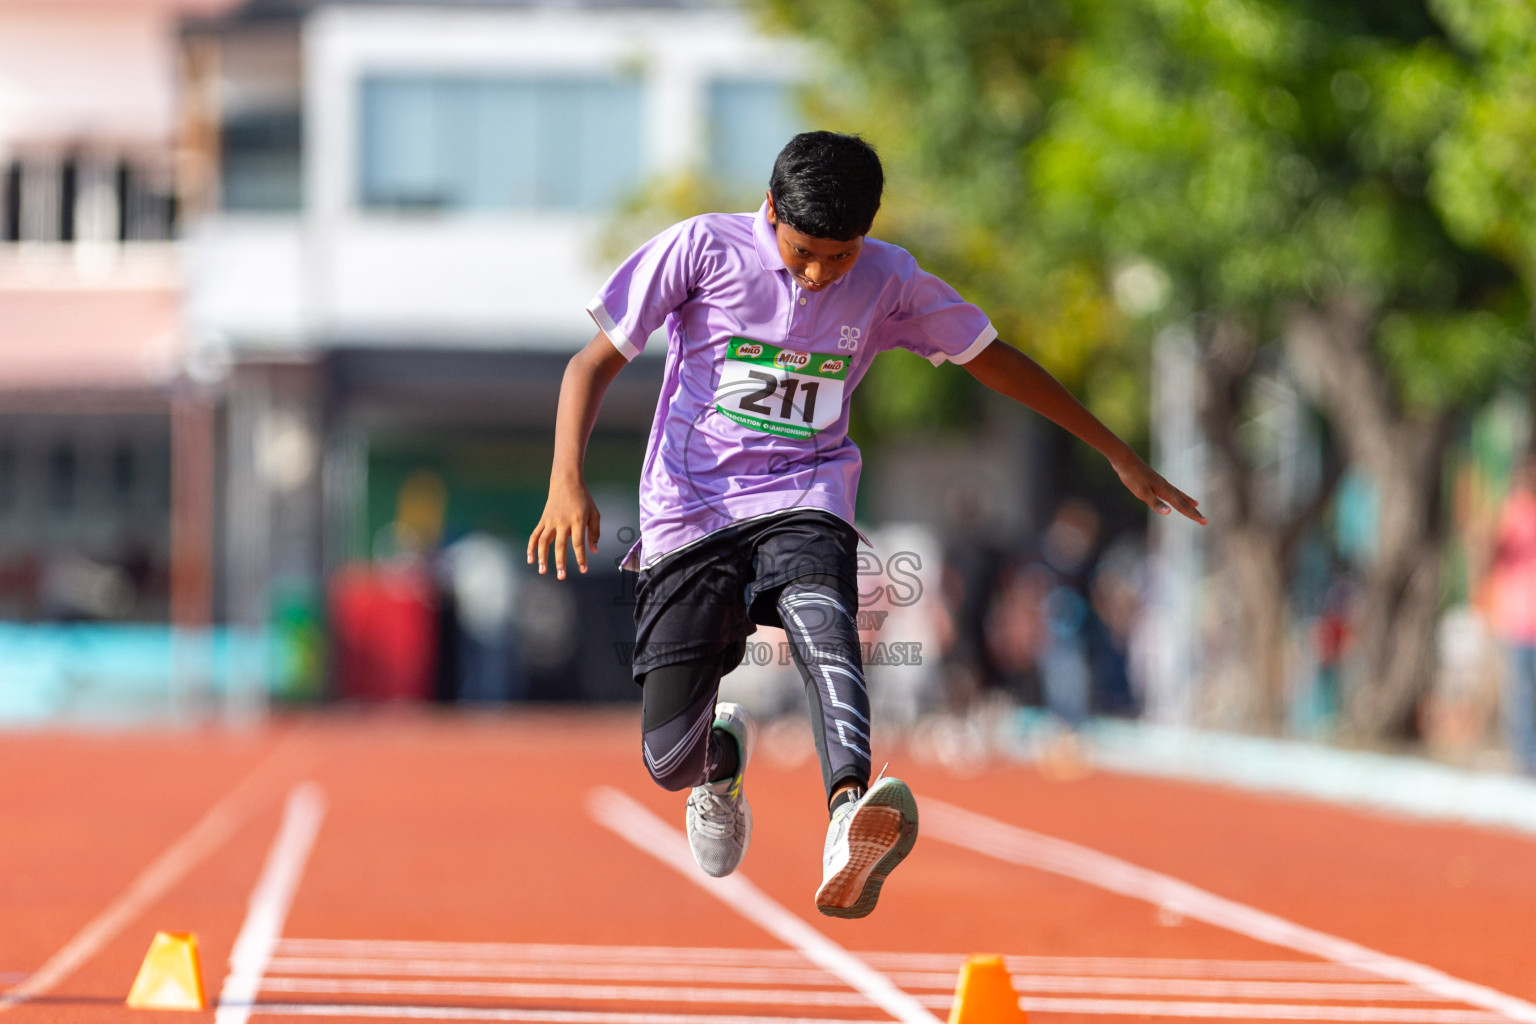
left=528, top=132, right=1204, bottom=918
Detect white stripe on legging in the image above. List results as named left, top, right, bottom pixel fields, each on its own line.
left=643, top=704, right=712, bottom=779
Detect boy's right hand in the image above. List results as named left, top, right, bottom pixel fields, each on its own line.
left=527, top=479, right=601, bottom=580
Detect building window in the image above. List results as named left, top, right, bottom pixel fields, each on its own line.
left=359, top=76, right=641, bottom=213
left=116, top=161, right=176, bottom=241
left=222, top=110, right=304, bottom=212
left=0, top=441, right=16, bottom=515
left=112, top=443, right=138, bottom=509
left=2, top=163, right=18, bottom=242
left=707, top=80, right=801, bottom=193
left=47, top=443, right=75, bottom=514
left=0, top=157, right=173, bottom=243
left=60, top=160, right=78, bottom=241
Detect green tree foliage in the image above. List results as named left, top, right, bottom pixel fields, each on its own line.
left=764, top=0, right=1536, bottom=737
left=766, top=0, right=1530, bottom=415
left=1429, top=0, right=1536, bottom=302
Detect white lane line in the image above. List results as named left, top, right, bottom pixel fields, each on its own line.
left=272, top=941, right=1392, bottom=982
left=257, top=1006, right=882, bottom=1023
left=272, top=941, right=1386, bottom=981
left=1009, top=977, right=1444, bottom=1001
left=982, top=956, right=1378, bottom=980
left=862, top=952, right=1400, bottom=981
left=261, top=958, right=1441, bottom=1001
left=1013, top=998, right=1502, bottom=1023
left=216, top=783, right=326, bottom=1024
left=262, top=977, right=876, bottom=1005
left=0, top=734, right=307, bottom=1014
left=274, top=941, right=820, bottom=964
left=259, top=976, right=1474, bottom=1015
left=925, top=799, right=1536, bottom=1024
left=587, top=787, right=942, bottom=1024
left=267, top=958, right=865, bottom=986
left=245, top=999, right=1507, bottom=1024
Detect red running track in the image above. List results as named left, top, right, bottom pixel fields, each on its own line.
left=0, top=709, right=1532, bottom=1024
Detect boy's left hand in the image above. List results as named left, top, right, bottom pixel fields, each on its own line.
left=1112, top=448, right=1206, bottom=525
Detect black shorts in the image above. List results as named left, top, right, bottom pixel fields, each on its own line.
left=629, top=510, right=861, bottom=683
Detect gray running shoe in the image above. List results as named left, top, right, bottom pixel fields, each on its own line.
left=815, top=776, right=918, bottom=918
left=685, top=702, right=757, bottom=877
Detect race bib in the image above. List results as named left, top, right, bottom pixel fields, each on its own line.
left=714, top=338, right=850, bottom=439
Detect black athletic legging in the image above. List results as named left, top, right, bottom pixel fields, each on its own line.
left=639, top=575, right=871, bottom=800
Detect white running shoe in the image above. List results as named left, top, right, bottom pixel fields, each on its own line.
left=815, top=776, right=918, bottom=918
left=685, top=702, right=757, bottom=878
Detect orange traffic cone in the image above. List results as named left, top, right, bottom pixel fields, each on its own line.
left=126, top=931, right=206, bottom=1011
left=947, top=953, right=1028, bottom=1023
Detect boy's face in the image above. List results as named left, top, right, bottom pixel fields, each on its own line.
left=765, top=191, right=863, bottom=292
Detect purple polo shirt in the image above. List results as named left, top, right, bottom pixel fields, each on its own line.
left=588, top=201, right=997, bottom=570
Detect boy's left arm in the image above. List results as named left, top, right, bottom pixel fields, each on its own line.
left=962, top=340, right=1206, bottom=525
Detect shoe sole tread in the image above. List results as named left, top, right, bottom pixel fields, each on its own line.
left=815, top=778, right=918, bottom=919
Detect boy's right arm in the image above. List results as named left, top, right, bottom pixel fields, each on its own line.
left=527, top=331, right=630, bottom=579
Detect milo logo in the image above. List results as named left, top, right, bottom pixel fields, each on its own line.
left=819, top=359, right=846, bottom=375
left=774, top=350, right=811, bottom=370
left=735, top=343, right=763, bottom=359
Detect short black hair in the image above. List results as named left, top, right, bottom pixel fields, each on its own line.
left=768, top=131, right=884, bottom=241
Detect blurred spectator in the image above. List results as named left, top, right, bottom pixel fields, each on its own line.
left=1039, top=584, right=1092, bottom=725
left=937, top=483, right=1004, bottom=708
left=514, top=573, right=579, bottom=689
left=441, top=531, right=524, bottom=702
left=1311, top=573, right=1354, bottom=733
left=980, top=501, right=1151, bottom=725
left=985, top=558, right=1050, bottom=707
left=1485, top=453, right=1536, bottom=773
left=1089, top=535, right=1144, bottom=716
left=1036, top=500, right=1101, bottom=727
left=1424, top=602, right=1502, bottom=757
left=379, top=469, right=448, bottom=561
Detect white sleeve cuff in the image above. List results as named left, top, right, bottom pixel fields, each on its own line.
left=586, top=298, right=640, bottom=360
left=929, top=323, right=999, bottom=367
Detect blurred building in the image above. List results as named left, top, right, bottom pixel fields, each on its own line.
left=0, top=0, right=234, bottom=719
left=0, top=0, right=806, bottom=716
left=175, top=0, right=806, bottom=702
